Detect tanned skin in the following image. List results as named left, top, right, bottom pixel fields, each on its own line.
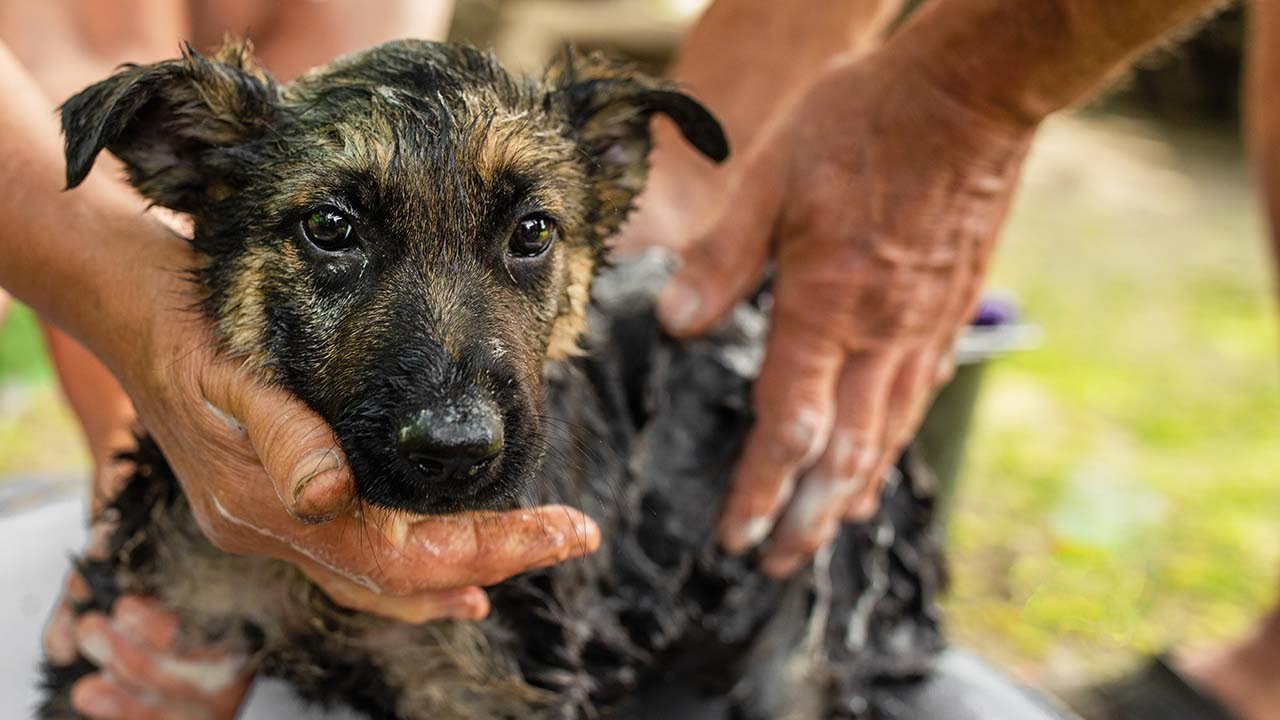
left=0, top=35, right=597, bottom=720
left=3, top=0, right=1273, bottom=716
left=620, top=0, right=906, bottom=255
left=652, top=0, right=1237, bottom=576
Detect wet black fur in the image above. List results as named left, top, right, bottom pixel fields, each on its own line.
left=40, top=40, right=945, bottom=719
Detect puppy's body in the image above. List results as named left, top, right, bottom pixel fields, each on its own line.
left=41, top=41, right=945, bottom=720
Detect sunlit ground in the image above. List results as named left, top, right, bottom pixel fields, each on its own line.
left=1, top=110, right=1277, bottom=690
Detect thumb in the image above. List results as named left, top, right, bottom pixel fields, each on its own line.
left=202, top=363, right=355, bottom=523
left=658, top=145, right=784, bottom=337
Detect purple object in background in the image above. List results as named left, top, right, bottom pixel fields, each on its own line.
left=972, top=294, right=1020, bottom=327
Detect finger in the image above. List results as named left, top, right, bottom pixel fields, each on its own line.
left=760, top=354, right=899, bottom=576
left=44, top=597, right=79, bottom=665
left=658, top=144, right=785, bottom=337
left=352, top=505, right=602, bottom=596
left=112, top=596, right=180, bottom=652
left=200, top=363, right=355, bottom=523
left=44, top=571, right=93, bottom=665
left=305, top=572, right=491, bottom=624
left=71, top=675, right=212, bottom=720
left=716, top=313, right=845, bottom=554
left=76, top=613, right=246, bottom=702
left=844, top=349, right=935, bottom=521
left=274, top=505, right=601, bottom=604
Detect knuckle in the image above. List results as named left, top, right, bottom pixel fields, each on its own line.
left=826, top=433, right=878, bottom=480
left=765, top=414, right=827, bottom=465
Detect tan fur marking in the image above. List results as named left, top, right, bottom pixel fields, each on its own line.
left=217, top=246, right=272, bottom=371
left=207, top=183, right=233, bottom=202
left=545, top=246, right=595, bottom=360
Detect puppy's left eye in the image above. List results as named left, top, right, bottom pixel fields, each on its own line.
left=301, top=206, right=356, bottom=252
left=508, top=215, right=557, bottom=258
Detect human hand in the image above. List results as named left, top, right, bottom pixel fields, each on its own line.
left=657, top=50, right=1034, bottom=577
left=44, top=520, right=252, bottom=720
left=48, top=585, right=252, bottom=720
left=86, top=212, right=600, bottom=623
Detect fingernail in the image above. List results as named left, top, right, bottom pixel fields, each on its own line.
left=73, top=686, right=122, bottom=718
left=721, top=512, right=768, bottom=550
left=288, top=449, right=344, bottom=518
left=570, top=517, right=601, bottom=554
left=78, top=630, right=112, bottom=667
left=658, top=281, right=701, bottom=333
left=848, top=493, right=879, bottom=521
left=113, top=602, right=146, bottom=641
left=744, top=516, right=774, bottom=547
left=445, top=590, right=490, bottom=621
left=762, top=552, right=808, bottom=579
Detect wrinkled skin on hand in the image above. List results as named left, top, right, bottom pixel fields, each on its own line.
left=42, top=230, right=601, bottom=717
left=100, top=229, right=601, bottom=622
left=657, top=50, right=1035, bottom=577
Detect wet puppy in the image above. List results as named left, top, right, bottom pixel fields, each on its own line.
left=41, top=40, right=944, bottom=719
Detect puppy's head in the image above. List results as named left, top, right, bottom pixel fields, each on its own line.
left=62, top=40, right=726, bottom=514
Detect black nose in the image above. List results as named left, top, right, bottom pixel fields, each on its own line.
left=396, top=401, right=504, bottom=483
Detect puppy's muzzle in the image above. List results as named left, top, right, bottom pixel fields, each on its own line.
left=396, top=395, right=504, bottom=485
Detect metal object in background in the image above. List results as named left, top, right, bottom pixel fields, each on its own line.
left=917, top=294, right=1039, bottom=519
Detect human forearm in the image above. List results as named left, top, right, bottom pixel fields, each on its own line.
left=620, top=0, right=904, bottom=253
left=668, top=0, right=904, bottom=151
left=892, top=0, right=1234, bottom=128
left=0, top=42, right=172, bottom=373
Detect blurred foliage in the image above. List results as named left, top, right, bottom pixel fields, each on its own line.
left=0, top=304, right=52, bottom=382
left=947, top=113, right=1279, bottom=685
left=0, top=305, right=85, bottom=478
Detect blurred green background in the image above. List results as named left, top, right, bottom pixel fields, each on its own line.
left=2, top=0, right=1277, bottom=693
left=947, top=112, right=1279, bottom=687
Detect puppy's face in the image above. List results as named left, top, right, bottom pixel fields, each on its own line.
left=62, top=40, right=726, bottom=514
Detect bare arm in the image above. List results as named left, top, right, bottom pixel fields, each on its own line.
left=904, top=0, right=1232, bottom=128
left=620, top=0, right=904, bottom=253
left=653, top=0, right=1233, bottom=574
left=0, top=25, right=597, bottom=621
left=0, top=41, right=145, bottom=351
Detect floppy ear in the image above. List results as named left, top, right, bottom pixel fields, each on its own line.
left=60, top=41, right=278, bottom=213
left=551, top=51, right=729, bottom=236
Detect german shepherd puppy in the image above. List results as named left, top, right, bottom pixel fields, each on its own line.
left=41, top=40, right=944, bottom=719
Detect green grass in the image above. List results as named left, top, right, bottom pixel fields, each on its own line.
left=0, top=303, right=86, bottom=477
left=947, top=113, right=1280, bottom=685
left=0, top=303, right=54, bottom=382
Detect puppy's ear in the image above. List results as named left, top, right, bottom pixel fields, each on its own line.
left=60, top=41, right=278, bottom=213
left=550, top=51, right=728, bottom=235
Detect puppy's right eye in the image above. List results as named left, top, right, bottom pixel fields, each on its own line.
left=301, top=207, right=356, bottom=251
